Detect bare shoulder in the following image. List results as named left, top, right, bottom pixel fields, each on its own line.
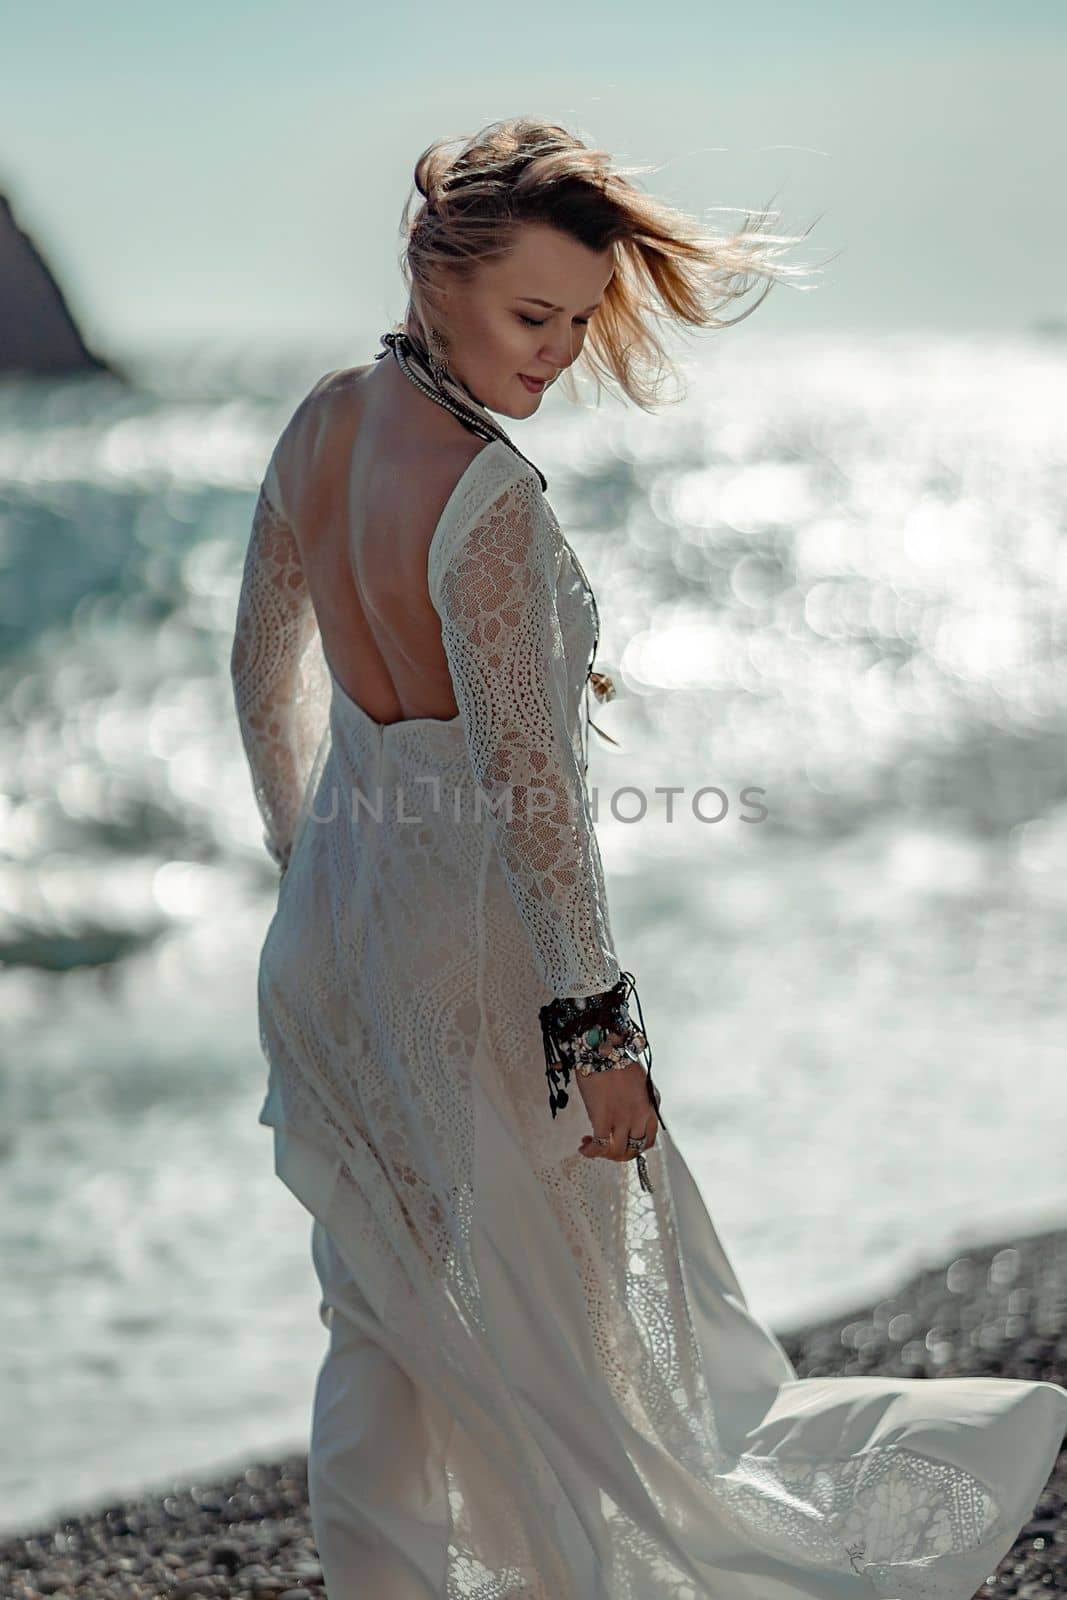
left=432, top=433, right=499, bottom=483
left=297, top=364, right=371, bottom=420
left=274, top=366, right=371, bottom=462
left=403, top=436, right=501, bottom=530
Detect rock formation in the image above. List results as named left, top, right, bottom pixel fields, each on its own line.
left=0, top=192, right=116, bottom=378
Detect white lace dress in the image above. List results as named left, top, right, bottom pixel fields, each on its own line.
left=231, top=421, right=1067, bottom=1600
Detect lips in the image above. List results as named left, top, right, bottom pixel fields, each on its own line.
left=519, top=374, right=547, bottom=391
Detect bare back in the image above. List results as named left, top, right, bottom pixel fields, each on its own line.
left=278, top=359, right=494, bottom=727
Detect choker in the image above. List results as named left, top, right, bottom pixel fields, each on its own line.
left=375, top=327, right=548, bottom=492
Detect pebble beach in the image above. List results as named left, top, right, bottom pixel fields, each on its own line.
left=4, top=1220, right=1066, bottom=1600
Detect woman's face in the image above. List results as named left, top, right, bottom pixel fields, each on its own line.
left=433, top=222, right=615, bottom=418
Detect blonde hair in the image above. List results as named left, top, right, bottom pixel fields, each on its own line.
left=398, top=116, right=828, bottom=412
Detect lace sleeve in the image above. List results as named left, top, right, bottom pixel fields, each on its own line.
left=433, top=464, right=623, bottom=1000
left=229, top=458, right=326, bottom=874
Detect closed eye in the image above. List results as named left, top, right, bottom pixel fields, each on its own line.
left=518, top=314, right=590, bottom=328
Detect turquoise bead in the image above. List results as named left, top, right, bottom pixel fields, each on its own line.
left=584, top=1025, right=602, bottom=1046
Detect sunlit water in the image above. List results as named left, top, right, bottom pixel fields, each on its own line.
left=3, top=322, right=1067, bottom=1536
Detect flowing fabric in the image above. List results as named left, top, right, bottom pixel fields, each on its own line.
left=231, top=401, right=1067, bottom=1600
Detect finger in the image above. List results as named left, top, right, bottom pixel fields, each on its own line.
left=605, top=1123, right=631, bottom=1162
left=623, top=1121, right=654, bottom=1161
left=624, top=1127, right=649, bottom=1160
left=593, top=1124, right=624, bottom=1160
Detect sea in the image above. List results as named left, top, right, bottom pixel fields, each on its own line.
left=3, top=320, right=1067, bottom=1537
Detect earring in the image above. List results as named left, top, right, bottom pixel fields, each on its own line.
left=427, top=326, right=450, bottom=385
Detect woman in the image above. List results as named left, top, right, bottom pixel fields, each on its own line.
left=231, top=118, right=1067, bottom=1600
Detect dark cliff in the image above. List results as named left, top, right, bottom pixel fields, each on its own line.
left=0, top=192, right=116, bottom=378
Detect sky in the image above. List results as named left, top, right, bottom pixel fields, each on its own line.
left=1, top=1, right=1064, bottom=358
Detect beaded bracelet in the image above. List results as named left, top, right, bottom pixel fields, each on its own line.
left=539, top=971, right=666, bottom=1193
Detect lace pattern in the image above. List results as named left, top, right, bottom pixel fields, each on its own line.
left=431, top=460, right=622, bottom=1001
left=230, top=454, right=330, bottom=873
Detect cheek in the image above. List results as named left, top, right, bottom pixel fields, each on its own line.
left=490, top=319, right=535, bottom=377
left=497, top=316, right=528, bottom=356
left=466, top=309, right=512, bottom=364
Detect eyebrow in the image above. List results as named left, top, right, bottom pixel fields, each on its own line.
left=516, top=296, right=602, bottom=314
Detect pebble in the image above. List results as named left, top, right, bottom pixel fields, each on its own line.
left=2, top=1224, right=1066, bottom=1598
left=34, top=1574, right=68, bottom=1595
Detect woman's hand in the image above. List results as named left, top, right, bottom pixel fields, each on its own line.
left=575, top=1034, right=660, bottom=1164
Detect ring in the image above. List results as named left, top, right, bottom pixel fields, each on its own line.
left=626, top=1135, right=647, bottom=1151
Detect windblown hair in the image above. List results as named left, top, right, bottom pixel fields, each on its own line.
left=398, top=116, right=827, bottom=411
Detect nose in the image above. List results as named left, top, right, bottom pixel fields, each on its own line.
left=539, top=327, right=577, bottom=372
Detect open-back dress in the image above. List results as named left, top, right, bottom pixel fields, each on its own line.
left=231, top=371, right=1067, bottom=1600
